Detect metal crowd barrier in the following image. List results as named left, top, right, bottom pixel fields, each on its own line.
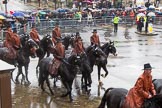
left=1, top=17, right=162, bottom=40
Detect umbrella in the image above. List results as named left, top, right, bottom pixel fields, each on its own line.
left=0, top=11, right=6, bottom=17
left=138, top=8, right=146, bottom=12
left=39, top=11, right=46, bottom=15
left=149, top=5, right=155, bottom=9
left=137, top=13, right=145, bottom=16
left=0, top=15, right=6, bottom=19
left=125, top=7, right=132, bottom=10
left=147, top=12, right=156, bottom=16
left=12, top=12, right=25, bottom=17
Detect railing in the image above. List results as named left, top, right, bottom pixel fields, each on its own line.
left=1, top=17, right=162, bottom=40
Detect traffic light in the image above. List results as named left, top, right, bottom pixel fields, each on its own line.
left=2, top=0, right=7, bottom=4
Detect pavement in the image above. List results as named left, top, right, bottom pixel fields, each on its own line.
left=19, top=0, right=56, bottom=10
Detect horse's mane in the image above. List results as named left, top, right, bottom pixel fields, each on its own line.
left=143, top=94, right=162, bottom=108
left=101, top=42, right=109, bottom=50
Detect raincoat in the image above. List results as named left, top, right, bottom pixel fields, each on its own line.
left=123, top=72, right=156, bottom=108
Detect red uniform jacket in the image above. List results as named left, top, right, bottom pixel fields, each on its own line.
left=52, top=28, right=61, bottom=44
left=12, top=33, right=21, bottom=49
left=55, top=42, right=65, bottom=58
left=4, top=30, right=13, bottom=48
left=30, top=29, right=40, bottom=44
left=90, top=35, right=100, bottom=46
left=72, top=39, right=84, bottom=55
left=123, top=72, right=156, bottom=108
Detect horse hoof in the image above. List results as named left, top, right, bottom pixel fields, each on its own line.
left=99, top=81, right=103, bottom=86
left=101, top=74, right=105, bottom=78
left=61, top=94, right=66, bottom=97
left=27, top=81, right=31, bottom=84
left=15, top=79, right=20, bottom=84
left=70, top=98, right=73, bottom=102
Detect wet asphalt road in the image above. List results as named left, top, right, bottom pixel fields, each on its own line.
left=1, top=0, right=162, bottom=107
left=10, top=24, right=162, bottom=108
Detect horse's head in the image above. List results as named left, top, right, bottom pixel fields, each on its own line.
left=25, top=39, right=38, bottom=58
left=142, top=94, right=162, bottom=108
left=20, top=34, right=30, bottom=46
left=102, top=41, right=117, bottom=56
left=68, top=54, right=81, bottom=66
left=42, top=34, right=53, bottom=48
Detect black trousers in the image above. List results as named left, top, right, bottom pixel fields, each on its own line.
left=114, top=23, right=118, bottom=32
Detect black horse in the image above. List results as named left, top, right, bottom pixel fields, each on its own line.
left=79, top=53, right=93, bottom=92
left=153, top=79, right=162, bottom=94
left=15, top=39, right=37, bottom=84
left=98, top=87, right=162, bottom=108
left=0, top=33, right=30, bottom=66
left=36, top=34, right=53, bottom=75
left=62, top=34, right=75, bottom=50
left=38, top=54, right=81, bottom=101
left=85, top=41, right=117, bottom=83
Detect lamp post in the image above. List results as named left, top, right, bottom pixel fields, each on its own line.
left=2, top=0, right=8, bottom=14
left=38, top=0, right=40, bottom=7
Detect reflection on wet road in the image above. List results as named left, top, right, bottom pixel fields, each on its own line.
left=11, top=25, right=162, bottom=108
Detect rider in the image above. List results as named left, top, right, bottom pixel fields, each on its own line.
left=3, top=25, right=18, bottom=66
left=49, top=38, right=65, bottom=75
left=52, top=22, right=61, bottom=45
left=30, top=23, right=40, bottom=46
left=12, top=28, right=21, bottom=50
left=123, top=63, right=156, bottom=108
left=53, top=38, right=65, bottom=59
left=72, top=32, right=85, bottom=55
left=90, top=29, right=100, bottom=47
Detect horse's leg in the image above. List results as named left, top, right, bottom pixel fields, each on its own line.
left=61, top=81, right=69, bottom=97
left=102, top=64, right=108, bottom=78
left=36, top=58, right=41, bottom=78
left=46, top=50, right=50, bottom=57
left=81, top=75, right=85, bottom=89
left=45, top=76, right=54, bottom=95
left=53, top=77, right=57, bottom=88
left=97, top=65, right=101, bottom=82
left=15, top=66, right=23, bottom=84
left=68, top=81, right=73, bottom=102
left=40, top=78, right=45, bottom=92
left=24, top=64, right=30, bottom=84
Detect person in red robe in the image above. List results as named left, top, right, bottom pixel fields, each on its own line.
left=122, top=63, right=156, bottom=108
left=90, top=29, right=100, bottom=46
left=52, top=22, right=61, bottom=45
left=30, top=24, right=40, bottom=45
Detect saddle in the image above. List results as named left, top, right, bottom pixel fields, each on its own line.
left=3, top=47, right=17, bottom=60
left=48, top=58, right=61, bottom=75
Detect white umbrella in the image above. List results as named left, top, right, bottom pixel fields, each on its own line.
left=137, top=13, right=145, bottom=16
left=149, top=5, right=155, bottom=9
left=147, top=12, right=156, bottom=16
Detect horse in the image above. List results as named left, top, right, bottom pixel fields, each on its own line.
left=79, top=53, right=93, bottom=92
left=85, top=41, right=117, bottom=83
left=15, top=38, right=37, bottom=84
left=98, top=87, right=162, bottom=108
left=0, top=33, right=30, bottom=66
left=62, top=34, right=75, bottom=50
left=153, top=79, right=162, bottom=94
left=38, top=54, right=81, bottom=102
left=35, top=34, right=53, bottom=76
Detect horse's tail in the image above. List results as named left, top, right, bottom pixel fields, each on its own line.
left=98, top=87, right=114, bottom=108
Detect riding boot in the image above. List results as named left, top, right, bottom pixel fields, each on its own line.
left=14, top=59, right=18, bottom=67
